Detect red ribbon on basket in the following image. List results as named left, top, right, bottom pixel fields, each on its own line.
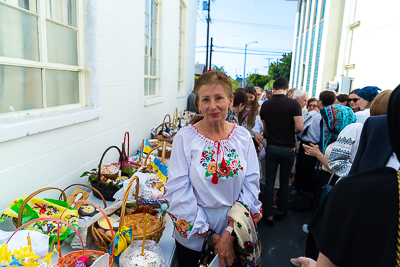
left=123, top=132, right=130, bottom=162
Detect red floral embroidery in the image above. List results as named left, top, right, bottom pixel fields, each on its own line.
left=219, top=166, right=231, bottom=177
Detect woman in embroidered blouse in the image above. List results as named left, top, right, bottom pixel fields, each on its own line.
left=165, top=71, right=262, bottom=267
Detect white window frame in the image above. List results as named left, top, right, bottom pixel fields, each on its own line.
left=0, top=0, right=85, bottom=119
left=178, top=1, right=186, bottom=94
left=144, top=0, right=160, bottom=98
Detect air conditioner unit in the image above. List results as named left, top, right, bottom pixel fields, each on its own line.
left=326, top=76, right=352, bottom=94
left=334, top=76, right=352, bottom=94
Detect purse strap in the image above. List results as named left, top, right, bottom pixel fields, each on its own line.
left=198, top=229, right=215, bottom=267
left=327, top=172, right=335, bottom=186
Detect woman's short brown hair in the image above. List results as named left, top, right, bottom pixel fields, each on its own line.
left=319, top=90, right=336, bottom=107
left=370, top=90, right=392, bottom=116
left=336, top=93, right=349, bottom=103
left=307, top=98, right=318, bottom=106
left=193, top=71, right=232, bottom=112
left=233, top=88, right=248, bottom=107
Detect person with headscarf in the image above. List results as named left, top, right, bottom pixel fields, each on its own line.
left=297, top=84, right=400, bottom=267
left=355, top=86, right=381, bottom=123
left=328, top=90, right=393, bottom=178
left=302, top=104, right=357, bottom=212
left=289, top=103, right=357, bottom=267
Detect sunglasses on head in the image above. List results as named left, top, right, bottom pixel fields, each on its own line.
left=347, top=98, right=360, bottom=103
left=244, top=87, right=256, bottom=93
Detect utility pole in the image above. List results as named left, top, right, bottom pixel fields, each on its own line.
left=243, top=41, right=257, bottom=87
left=243, top=44, right=248, bottom=86
left=205, top=0, right=211, bottom=72
left=265, top=57, right=272, bottom=88
left=209, top=37, right=213, bottom=69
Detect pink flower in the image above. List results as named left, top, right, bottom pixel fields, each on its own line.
left=230, top=159, right=239, bottom=169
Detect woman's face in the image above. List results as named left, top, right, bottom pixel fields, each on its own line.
left=198, top=83, right=232, bottom=124
left=358, top=98, right=369, bottom=110
left=348, top=93, right=360, bottom=110
left=307, top=101, right=319, bottom=112
left=246, top=93, right=255, bottom=106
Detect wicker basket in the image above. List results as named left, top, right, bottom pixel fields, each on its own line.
left=172, top=107, right=178, bottom=125
left=119, top=176, right=166, bottom=243
left=155, top=114, right=178, bottom=143
left=144, top=142, right=171, bottom=167
left=60, top=183, right=107, bottom=210
left=90, top=146, right=124, bottom=201
left=158, top=146, right=171, bottom=158
left=57, top=200, right=115, bottom=267
left=12, top=187, right=68, bottom=228
left=98, top=146, right=123, bottom=180
left=8, top=205, right=114, bottom=267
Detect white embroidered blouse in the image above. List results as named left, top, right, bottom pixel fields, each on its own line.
left=328, top=123, right=364, bottom=177
left=164, top=124, right=261, bottom=250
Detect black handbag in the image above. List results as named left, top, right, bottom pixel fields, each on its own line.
left=320, top=172, right=335, bottom=203
left=198, top=229, right=215, bottom=267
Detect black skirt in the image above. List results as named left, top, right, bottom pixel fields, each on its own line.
left=309, top=167, right=398, bottom=267
left=294, top=140, right=318, bottom=192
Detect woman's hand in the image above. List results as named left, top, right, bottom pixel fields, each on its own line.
left=213, top=231, right=235, bottom=267
left=297, top=257, right=317, bottom=267
left=254, top=132, right=263, bottom=144
left=303, top=143, right=321, bottom=158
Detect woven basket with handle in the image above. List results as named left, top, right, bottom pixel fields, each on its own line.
left=90, top=146, right=124, bottom=201
left=8, top=200, right=114, bottom=267
left=12, top=187, right=68, bottom=228
left=155, top=114, right=178, bottom=143
left=57, top=200, right=115, bottom=267
left=118, top=175, right=166, bottom=243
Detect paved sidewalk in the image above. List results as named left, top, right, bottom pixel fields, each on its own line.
left=258, top=195, right=312, bottom=266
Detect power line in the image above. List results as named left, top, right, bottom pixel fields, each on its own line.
left=196, top=50, right=287, bottom=56
left=195, top=45, right=291, bottom=53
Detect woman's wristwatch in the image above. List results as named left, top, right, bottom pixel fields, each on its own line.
left=225, top=226, right=234, bottom=234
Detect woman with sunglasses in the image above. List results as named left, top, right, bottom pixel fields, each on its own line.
left=347, top=89, right=361, bottom=112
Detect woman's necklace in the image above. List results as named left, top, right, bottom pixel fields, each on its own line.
left=201, top=120, right=226, bottom=141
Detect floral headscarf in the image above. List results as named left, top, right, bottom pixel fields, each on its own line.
left=320, top=104, right=357, bottom=154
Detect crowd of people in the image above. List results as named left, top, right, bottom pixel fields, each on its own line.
left=169, top=70, right=399, bottom=267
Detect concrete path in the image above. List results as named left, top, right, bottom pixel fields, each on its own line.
left=258, top=195, right=312, bottom=266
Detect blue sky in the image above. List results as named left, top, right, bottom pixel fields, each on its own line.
left=195, top=0, right=298, bottom=78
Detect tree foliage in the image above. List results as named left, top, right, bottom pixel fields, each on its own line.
left=268, top=53, right=292, bottom=81
left=230, top=78, right=241, bottom=91
left=247, top=74, right=270, bottom=89
left=211, top=64, right=227, bottom=73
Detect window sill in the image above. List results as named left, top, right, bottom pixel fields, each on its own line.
left=0, top=107, right=103, bottom=143
left=144, top=96, right=164, bottom=107
left=177, top=92, right=186, bottom=99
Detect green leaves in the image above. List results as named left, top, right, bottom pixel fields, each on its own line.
left=268, top=52, right=292, bottom=82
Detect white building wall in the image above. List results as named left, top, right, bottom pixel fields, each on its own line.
left=340, top=0, right=400, bottom=90
left=291, top=0, right=400, bottom=97
left=0, top=0, right=197, bottom=211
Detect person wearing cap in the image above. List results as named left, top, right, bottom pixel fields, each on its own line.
left=355, top=86, right=381, bottom=123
